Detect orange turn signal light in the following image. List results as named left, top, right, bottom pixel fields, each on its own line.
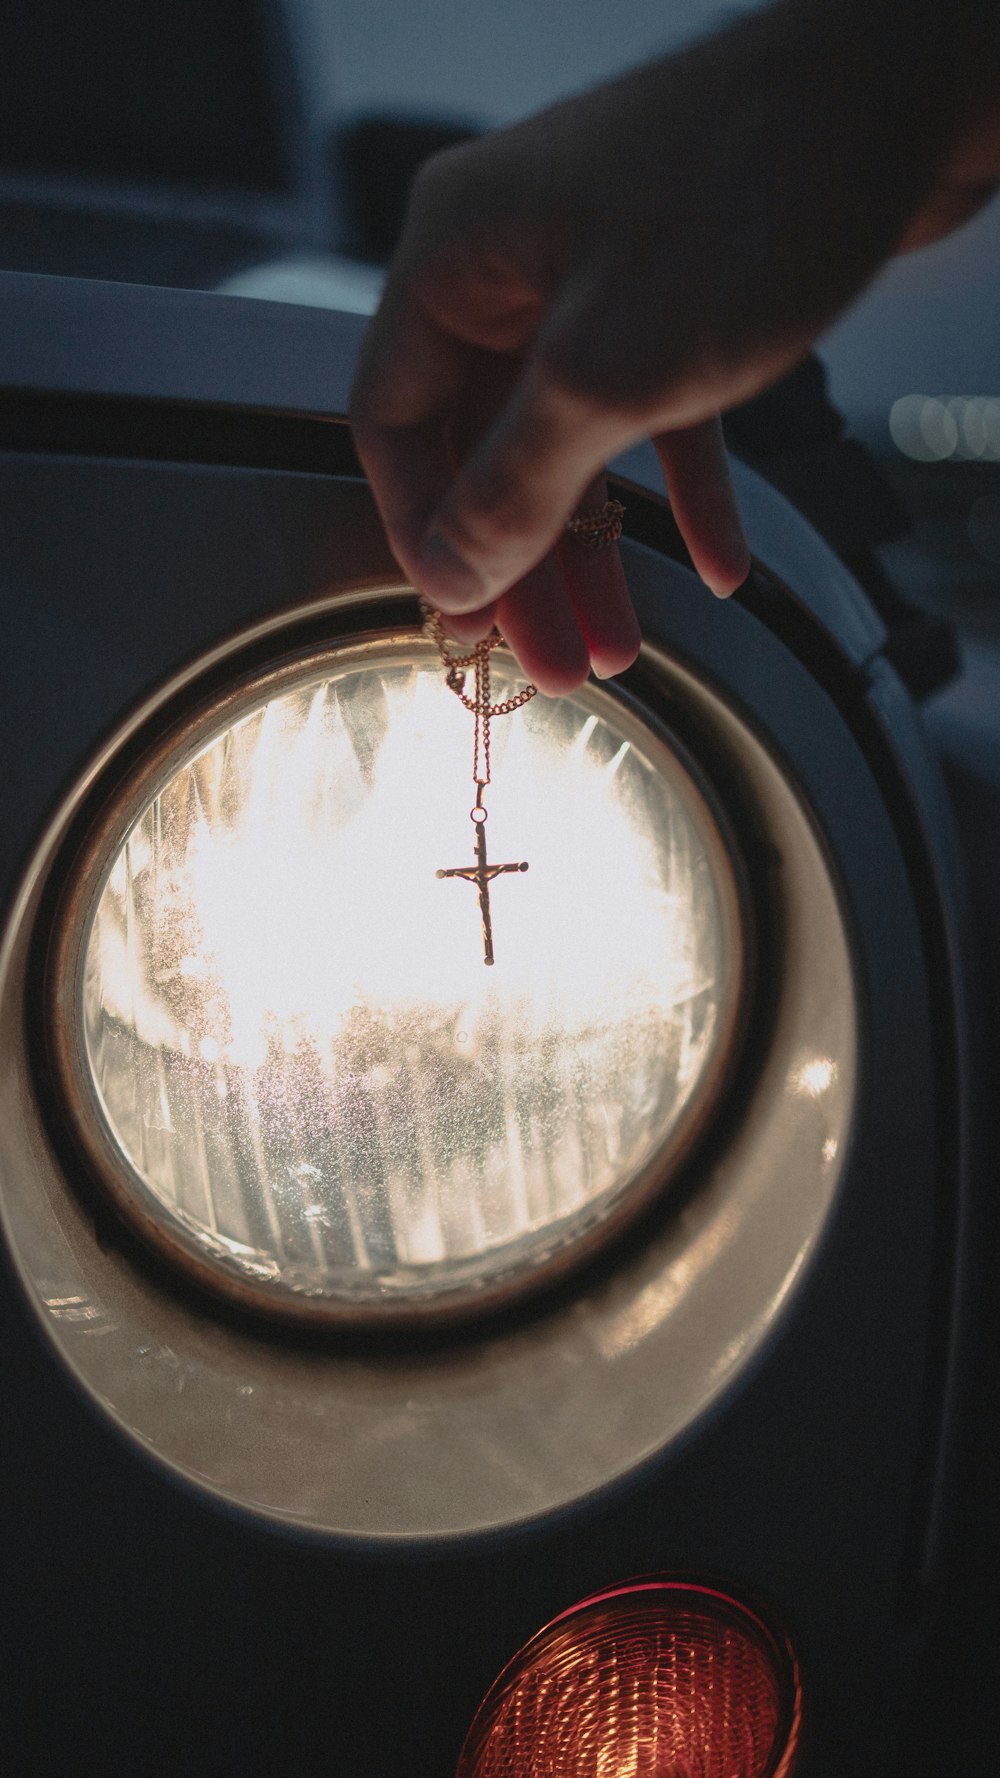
left=456, top=1577, right=801, bottom=1777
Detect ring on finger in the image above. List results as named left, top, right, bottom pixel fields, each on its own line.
left=564, top=498, right=625, bottom=550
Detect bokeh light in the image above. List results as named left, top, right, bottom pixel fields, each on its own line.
left=890, top=393, right=1000, bottom=462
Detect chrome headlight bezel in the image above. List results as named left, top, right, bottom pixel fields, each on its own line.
left=0, top=569, right=857, bottom=1541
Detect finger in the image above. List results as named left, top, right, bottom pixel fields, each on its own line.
left=558, top=473, right=641, bottom=680
left=412, top=357, right=637, bottom=613
left=496, top=552, right=591, bottom=696
left=350, top=291, right=468, bottom=576
left=653, top=418, right=750, bottom=597
left=438, top=603, right=499, bottom=646
left=352, top=268, right=470, bottom=430
left=354, top=417, right=457, bottom=589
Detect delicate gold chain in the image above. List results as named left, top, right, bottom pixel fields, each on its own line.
left=420, top=599, right=537, bottom=787
left=421, top=599, right=535, bottom=964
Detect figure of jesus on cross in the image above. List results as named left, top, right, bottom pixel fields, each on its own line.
left=437, top=789, right=528, bottom=966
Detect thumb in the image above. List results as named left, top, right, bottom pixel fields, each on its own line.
left=412, top=356, right=638, bottom=613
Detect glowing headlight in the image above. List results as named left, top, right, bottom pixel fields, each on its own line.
left=50, top=634, right=745, bottom=1325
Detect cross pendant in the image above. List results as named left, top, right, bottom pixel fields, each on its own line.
left=436, top=813, right=528, bottom=966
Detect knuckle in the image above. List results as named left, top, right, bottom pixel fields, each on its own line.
left=409, top=138, right=479, bottom=217
left=545, top=323, right=679, bottom=415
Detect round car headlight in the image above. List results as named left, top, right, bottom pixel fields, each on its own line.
left=48, top=631, right=746, bottom=1327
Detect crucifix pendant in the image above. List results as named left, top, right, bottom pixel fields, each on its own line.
left=436, top=786, right=528, bottom=966
left=422, top=600, right=536, bottom=966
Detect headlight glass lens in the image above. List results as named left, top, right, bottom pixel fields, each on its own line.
left=71, top=638, right=744, bottom=1322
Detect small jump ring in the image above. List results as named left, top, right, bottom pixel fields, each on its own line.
left=564, top=498, right=625, bottom=550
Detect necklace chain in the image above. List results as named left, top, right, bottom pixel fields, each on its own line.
left=421, top=600, right=536, bottom=965
left=420, top=599, right=537, bottom=787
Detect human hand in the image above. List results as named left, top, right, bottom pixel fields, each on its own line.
left=351, top=0, right=998, bottom=693
left=350, top=57, right=753, bottom=693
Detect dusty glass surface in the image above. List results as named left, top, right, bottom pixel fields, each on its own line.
left=78, top=649, right=740, bottom=1315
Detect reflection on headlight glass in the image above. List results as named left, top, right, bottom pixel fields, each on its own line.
left=80, top=650, right=739, bottom=1317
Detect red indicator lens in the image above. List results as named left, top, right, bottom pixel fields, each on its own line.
left=456, top=1579, right=801, bottom=1778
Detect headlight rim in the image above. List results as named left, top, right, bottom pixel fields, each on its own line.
left=40, top=598, right=754, bottom=1334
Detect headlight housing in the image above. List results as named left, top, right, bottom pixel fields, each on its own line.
left=48, top=630, right=746, bottom=1327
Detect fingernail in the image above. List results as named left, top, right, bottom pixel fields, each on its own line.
left=442, top=605, right=498, bottom=645
left=417, top=531, right=488, bottom=607
left=705, top=559, right=750, bottom=598
left=591, top=644, right=641, bottom=679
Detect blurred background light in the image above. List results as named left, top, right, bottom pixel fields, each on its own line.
left=890, top=393, right=1000, bottom=462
